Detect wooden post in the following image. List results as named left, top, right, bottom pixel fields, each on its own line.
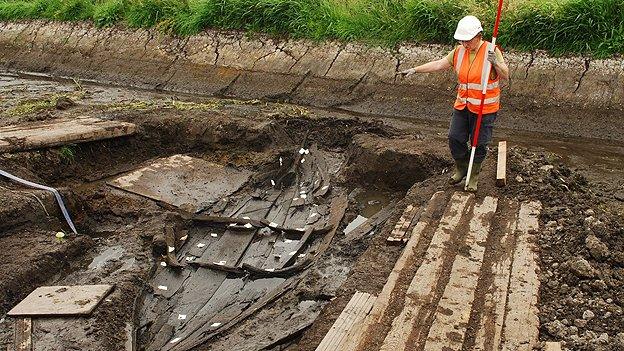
left=496, top=141, right=507, bottom=187
left=14, top=318, right=32, bottom=351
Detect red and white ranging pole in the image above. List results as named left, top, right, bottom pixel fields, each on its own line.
left=465, top=0, right=505, bottom=190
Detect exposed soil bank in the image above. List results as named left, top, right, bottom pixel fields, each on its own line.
left=1, top=21, right=623, bottom=142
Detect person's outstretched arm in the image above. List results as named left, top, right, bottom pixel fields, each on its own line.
left=400, top=57, right=452, bottom=76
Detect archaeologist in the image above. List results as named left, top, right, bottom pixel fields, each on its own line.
left=400, top=15, right=509, bottom=191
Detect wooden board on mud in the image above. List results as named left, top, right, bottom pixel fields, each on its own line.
left=108, top=154, right=253, bottom=208
left=8, top=285, right=114, bottom=316
left=315, top=291, right=376, bottom=351
left=0, top=116, right=136, bottom=153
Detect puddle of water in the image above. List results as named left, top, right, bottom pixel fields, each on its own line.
left=354, top=189, right=392, bottom=218
left=88, top=246, right=124, bottom=269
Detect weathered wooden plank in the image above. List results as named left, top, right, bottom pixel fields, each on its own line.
left=387, top=204, right=418, bottom=243
left=424, top=196, right=498, bottom=350
left=173, top=276, right=300, bottom=351
left=544, top=342, right=562, bottom=351
left=333, top=294, right=376, bottom=350
left=316, top=292, right=365, bottom=351
left=380, top=192, right=472, bottom=351
left=344, top=191, right=445, bottom=351
left=14, top=318, right=32, bottom=351
left=0, top=116, right=136, bottom=153
left=164, top=277, right=285, bottom=351
left=344, top=203, right=394, bottom=242
left=502, top=201, right=541, bottom=351
left=474, top=201, right=519, bottom=351
left=8, top=285, right=113, bottom=316
left=109, top=155, right=253, bottom=209
left=497, top=141, right=507, bottom=187
left=316, top=292, right=376, bottom=351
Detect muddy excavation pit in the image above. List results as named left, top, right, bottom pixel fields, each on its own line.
left=1, top=74, right=623, bottom=351
left=0, top=75, right=452, bottom=350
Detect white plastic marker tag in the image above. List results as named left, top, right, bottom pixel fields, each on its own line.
left=178, top=314, right=187, bottom=320
left=160, top=262, right=167, bottom=267
left=179, top=235, right=188, bottom=241
left=185, top=256, right=195, bottom=262
left=210, top=322, right=222, bottom=328
left=300, top=190, right=306, bottom=194
left=304, top=149, right=310, bottom=155
left=214, top=260, right=227, bottom=265
left=244, top=223, right=253, bottom=229
left=289, top=251, right=296, bottom=256
left=271, top=179, right=276, bottom=186
left=169, top=337, right=181, bottom=344
left=299, top=148, right=306, bottom=155
left=284, top=239, right=293, bottom=243
left=279, top=157, right=283, bottom=166
left=243, top=216, right=250, bottom=220
left=266, top=268, right=275, bottom=272
left=158, top=285, right=168, bottom=291
left=210, top=233, right=218, bottom=238
left=197, top=243, right=206, bottom=248
left=168, top=246, right=175, bottom=253
left=298, top=253, right=306, bottom=258
left=300, top=158, right=305, bottom=164
left=301, top=194, right=307, bottom=199
left=229, top=223, right=237, bottom=227
left=269, top=222, right=278, bottom=228
left=295, top=228, right=305, bottom=231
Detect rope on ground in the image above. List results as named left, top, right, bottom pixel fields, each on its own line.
left=0, top=169, right=78, bottom=234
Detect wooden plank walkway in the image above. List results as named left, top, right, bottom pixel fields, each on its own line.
left=424, top=196, right=498, bottom=350
left=0, top=116, right=136, bottom=152
left=344, top=191, right=445, bottom=351
left=323, top=191, right=543, bottom=351
left=502, top=201, right=541, bottom=351
left=474, top=200, right=519, bottom=351
left=380, top=192, right=472, bottom=351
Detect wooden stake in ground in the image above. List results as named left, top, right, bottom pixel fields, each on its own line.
left=14, top=318, right=32, bottom=351
left=496, top=141, right=507, bottom=187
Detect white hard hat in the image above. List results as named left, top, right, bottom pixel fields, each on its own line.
left=454, top=15, right=483, bottom=41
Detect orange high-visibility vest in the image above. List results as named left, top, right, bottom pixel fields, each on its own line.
left=453, top=41, right=500, bottom=114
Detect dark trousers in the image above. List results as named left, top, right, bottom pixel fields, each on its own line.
left=448, top=107, right=496, bottom=163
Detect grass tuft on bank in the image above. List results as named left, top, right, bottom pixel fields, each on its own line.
left=0, top=0, right=622, bottom=57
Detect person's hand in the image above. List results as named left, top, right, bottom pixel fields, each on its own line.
left=487, top=51, right=498, bottom=66
left=400, top=67, right=417, bottom=77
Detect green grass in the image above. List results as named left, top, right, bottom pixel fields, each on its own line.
left=59, top=145, right=77, bottom=164
left=0, top=0, right=622, bottom=57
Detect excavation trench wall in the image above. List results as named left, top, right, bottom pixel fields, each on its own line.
left=1, top=21, right=623, bottom=141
